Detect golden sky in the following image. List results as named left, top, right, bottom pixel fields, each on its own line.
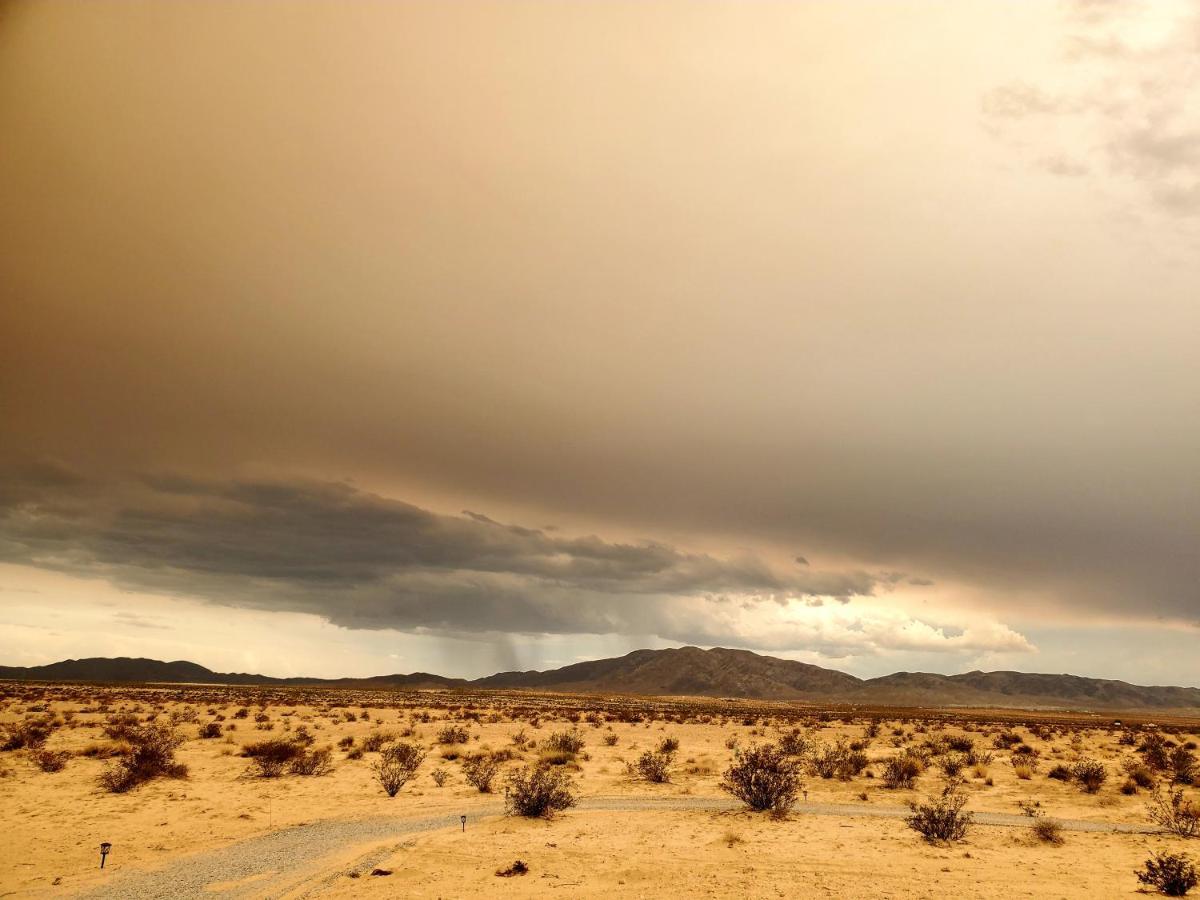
left=1, top=1, right=1198, bottom=681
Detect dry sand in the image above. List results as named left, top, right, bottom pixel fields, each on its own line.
left=2, top=683, right=1197, bottom=898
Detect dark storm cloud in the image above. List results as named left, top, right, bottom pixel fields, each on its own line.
left=0, top=469, right=877, bottom=637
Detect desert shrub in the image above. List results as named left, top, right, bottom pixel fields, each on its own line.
left=658, top=736, right=680, bottom=754
left=947, top=736, right=975, bottom=753
left=198, top=722, right=222, bottom=739
left=101, top=714, right=140, bottom=742
left=374, top=742, right=426, bottom=797
left=965, top=748, right=994, bottom=767
left=1171, top=748, right=1198, bottom=786
left=603, top=733, right=619, bottom=746
left=436, top=724, right=471, bottom=745
left=632, top=749, right=674, bottom=783
left=337, top=735, right=355, bottom=750
left=1124, top=759, right=1157, bottom=788
left=33, top=749, right=71, bottom=773
left=883, top=751, right=924, bottom=789
left=98, top=724, right=187, bottom=793
left=1013, top=764, right=1035, bottom=781
left=906, top=783, right=973, bottom=843
left=543, top=730, right=585, bottom=755
left=1148, top=788, right=1200, bottom=838
left=1010, top=747, right=1040, bottom=772
left=2, top=719, right=54, bottom=751
left=1071, top=759, right=1107, bottom=793
left=1047, top=764, right=1072, bottom=781
left=288, top=747, right=334, bottom=776
left=809, top=739, right=869, bottom=781
left=1032, top=817, right=1064, bottom=845
left=1136, top=852, right=1197, bottom=896
left=347, top=746, right=364, bottom=760
left=1121, top=778, right=1140, bottom=795
left=505, top=764, right=577, bottom=818
left=462, top=753, right=501, bottom=792
left=940, top=753, right=966, bottom=778
left=993, top=731, right=1023, bottom=750
left=720, top=744, right=801, bottom=815
left=431, top=768, right=449, bottom=787
left=1143, top=734, right=1176, bottom=772
left=242, top=738, right=305, bottom=774
left=778, top=729, right=813, bottom=757
left=362, top=730, right=396, bottom=752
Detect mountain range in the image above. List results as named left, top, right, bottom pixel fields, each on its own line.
left=3, top=647, right=1199, bottom=711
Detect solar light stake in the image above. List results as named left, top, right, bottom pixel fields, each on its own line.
left=460, top=815, right=467, bottom=832
left=99, top=843, right=112, bottom=869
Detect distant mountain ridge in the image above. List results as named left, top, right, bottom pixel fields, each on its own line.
left=3, top=648, right=1199, bottom=711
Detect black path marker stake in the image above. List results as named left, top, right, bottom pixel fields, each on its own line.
left=803, top=790, right=809, bottom=804
left=99, top=843, right=112, bottom=869
left=460, top=815, right=467, bottom=832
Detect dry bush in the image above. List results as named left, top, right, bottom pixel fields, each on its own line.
left=1047, top=764, right=1072, bottom=781
left=505, top=763, right=577, bottom=818
left=1171, top=748, right=1198, bottom=786
left=374, top=742, right=426, bottom=797
left=810, top=739, right=869, bottom=781
left=462, top=753, right=501, bottom=792
left=1124, top=758, right=1157, bottom=788
left=883, top=751, right=924, bottom=789
left=98, top=724, right=187, bottom=793
left=1032, top=817, right=1065, bottom=845
left=1143, top=734, right=1176, bottom=772
left=32, top=749, right=71, bottom=773
left=1071, top=759, right=1107, bottom=793
left=102, top=714, right=140, bottom=742
left=658, top=736, right=680, bottom=754
left=436, top=724, right=470, bottom=745
left=198, top=722, right=222, bottom=739
left=1013, top=763, right=1035, bottom=781
left=1136, top=852, right=1197, bottom=896
left=632, top=749, right=674, bottom=783
left=906, top=783, right=973, bottom=843
left=993, top=731, right=1023, bottom=750
left=242, top=738, right=305, bottom=777
left=778, top=729, right=813, bottom=757
left=495, top=860, right=529, bottom=878
left=2, top=719, right=54, bottom=751
left=431, top=768, right=449, bottom=787
left=1148, top=788, right=1200, bottom=838
left=940, top=753, right=967, bottom=778
left=543, top=729, right=585, bottom=755
left=720, top=744, right=801, bottom=815
left=362, top=730, right=396, bottom=752
left=288, top=747, right=334, bottom=776
left=603, top=733, right=619, bottom=746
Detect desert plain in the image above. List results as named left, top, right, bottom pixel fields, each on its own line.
left=2, top=682, right=1199, bottom=899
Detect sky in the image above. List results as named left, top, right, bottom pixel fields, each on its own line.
left=1, top=0, right=1197, bottom=685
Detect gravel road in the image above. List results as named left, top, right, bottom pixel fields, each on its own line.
left=72, top=796, right=1161, bottom=899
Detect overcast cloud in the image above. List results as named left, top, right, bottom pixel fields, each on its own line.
left=0, top=0, right=1196, bottom=680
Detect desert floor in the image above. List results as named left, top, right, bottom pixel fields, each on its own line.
left=1, top=683, right=1198, bottom=898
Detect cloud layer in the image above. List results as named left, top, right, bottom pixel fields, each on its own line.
left=0, top=2, right=1195, bottom=675
left=0, top=465, right=1030, bottom=657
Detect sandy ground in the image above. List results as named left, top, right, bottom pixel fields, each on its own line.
left=1, top=683, right=1198, bottom=898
